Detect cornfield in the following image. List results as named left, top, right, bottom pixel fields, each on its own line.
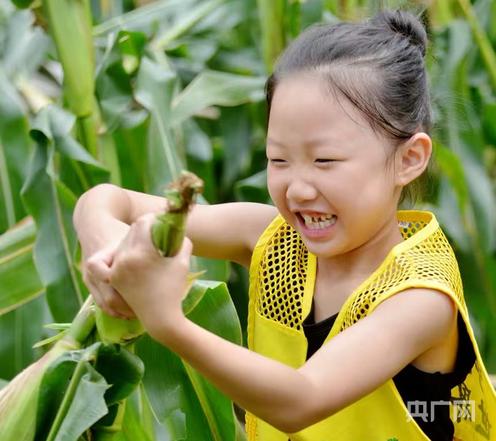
left=0, top=0, right=495, bottom=439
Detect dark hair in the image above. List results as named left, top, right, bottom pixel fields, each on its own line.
left=265, top=10, right=432, bottom=205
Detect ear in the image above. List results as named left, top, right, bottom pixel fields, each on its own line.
left=395, top=132, right=432, bottom=186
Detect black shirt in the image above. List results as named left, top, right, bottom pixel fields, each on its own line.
left=301, top=304, right=476, bottom=441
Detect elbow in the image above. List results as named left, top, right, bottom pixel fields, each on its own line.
left=274, top=419, right=307, bottom=435
left=269, top=414, right=313, bottom=434
left=73, top=183, right=117, bottom=228
left=79, top=183, right=117, bottom=203
left=268, top=399, right=337, bottom=434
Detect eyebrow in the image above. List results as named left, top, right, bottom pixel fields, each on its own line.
left=266, top=138, right=286, bottom=148
left=266, top=137, right=340, bottom=149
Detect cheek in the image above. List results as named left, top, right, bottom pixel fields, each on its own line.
left=267, top=170, right=285, bottom=203
left=332, top=163, right=394, bottom=207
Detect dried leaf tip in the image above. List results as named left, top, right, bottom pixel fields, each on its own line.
left=165, top=171, right=204, bottom=213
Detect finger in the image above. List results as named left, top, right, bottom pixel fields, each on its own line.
left=103, top=287, right=136, bottom=319
left=86, top=255, right=112, bottom=283
left=86, top=279, right=117, bottom=317
left=88, top=279, right=135, bottom=319
left=130, top=213, right=159, bottom=253
left=175, top=237, right=193, bottom=266
left=179, top=237, right=193, bottom=257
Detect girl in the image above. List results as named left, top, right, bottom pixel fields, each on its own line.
left=74, top=9, right=496, bottom=441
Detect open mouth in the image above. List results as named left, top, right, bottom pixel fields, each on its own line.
left=297, top=213, right=337, bottom=231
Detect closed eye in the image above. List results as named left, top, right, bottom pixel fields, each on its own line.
left=315, top=159, right=336, bottom=163
left=269, top=159, right=287, bottom=164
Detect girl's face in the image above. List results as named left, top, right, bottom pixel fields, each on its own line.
left=266, top=74, right=403, bottom=259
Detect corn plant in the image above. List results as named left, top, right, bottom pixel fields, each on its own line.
left=0, top=0, right=495, bottom=439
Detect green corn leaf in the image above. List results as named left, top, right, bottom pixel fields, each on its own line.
left=171, top=71, right=265, bottom=126
left=0, top=73, right=33, bottom=233
left=21, top=106, right=109, bottom=322
left=0, top=218, right=44, bottom=315
left=11, top=0, right=36, bottom=9
left=152, top=0, right=226, bottom=51
left=93, top=0, right=190, bottom=37
left=135, top=57, right=182, bottom=193
left=433, top=142, right=469, bottom=216
left=0, top=295, right=47, bottom=381
left=94, top=344, right=144, bottom=406
left=35, top=343, right=110, bottom=441
left=235, top=169, right=270, bottom=204
left=137, top=280, right=242, bottom=441
left=0, top=338, right=77, bottom=441
left=1, top=9, right=50, bottom=79
left=47, top=363, right=109, bottom=441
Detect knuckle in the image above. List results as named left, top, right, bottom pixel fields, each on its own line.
left=101, top=304, right=119, bottom=317
left=183, top=237, right=193, bottom=248
left=85, top=257, right=100, bottom=274
left=105, top=296, right=121, bottom=311
left=135, top=215, right=149, bottom=228
left=112, top=254, right=131, bottom=272
left=177, top=259, right=190, bottom=272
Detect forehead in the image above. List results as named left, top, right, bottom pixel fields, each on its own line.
left=267, top=73, right=382, bottom=150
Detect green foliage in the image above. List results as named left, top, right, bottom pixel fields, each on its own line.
left=0, top=0, right=495, bottom=438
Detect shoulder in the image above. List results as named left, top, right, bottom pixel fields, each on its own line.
left=370, top=288, right=457, bottom=350
left=297, top=287, right=458, bottom=426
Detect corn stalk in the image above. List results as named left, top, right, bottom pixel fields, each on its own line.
left=457, top=0, right=496, bottom=91
left=41, top=0, right=122, bottom=185
left=256, top=0, right=286, bottom=72
left=42, top=0, right=96, bottom=146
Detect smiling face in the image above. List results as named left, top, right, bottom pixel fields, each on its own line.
left=266, top=73, right=404, bottom=259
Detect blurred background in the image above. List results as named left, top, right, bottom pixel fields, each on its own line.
left=0, top=0, right=494, bottom=429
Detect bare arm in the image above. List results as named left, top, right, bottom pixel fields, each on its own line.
left=154, top=288, right=456, bottom=433
left=73, top=183, right=277, bottom=266
left=107, top=213, right=458, bottom=433
left=73, top=183, right=277, bottom=317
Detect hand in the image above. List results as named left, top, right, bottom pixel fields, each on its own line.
left=109, top=213, right=193, bottom=337
left=83, top=240, right=136, bottom=319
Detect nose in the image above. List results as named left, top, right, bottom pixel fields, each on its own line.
left=286, top=175, right=318, bottom=203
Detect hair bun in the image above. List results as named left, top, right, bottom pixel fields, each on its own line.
left=372, top=10, right=427, bottom=56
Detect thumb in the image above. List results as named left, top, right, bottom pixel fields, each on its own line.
left=176, top=237, right=193, bottom=264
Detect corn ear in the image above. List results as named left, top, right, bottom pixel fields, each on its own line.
left=152, top=171, right=204, bottom=257
left=42, top=0, right=94, bottom=117
left=95, top=309, right=144, bottom=345
left=151, top=210, right=186, bottom=257
left=95, top=171, right=203, bottom=345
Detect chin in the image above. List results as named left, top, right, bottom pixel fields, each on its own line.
left=299, top=238, right=341, bottom=258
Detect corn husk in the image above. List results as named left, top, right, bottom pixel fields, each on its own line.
left=0, top=297, right=94, bottom=441
left=0, top=340, right=76, bottom=441
left=152, top=171, right=204, bottom=256
left=95, top=310, right=145, bottom=345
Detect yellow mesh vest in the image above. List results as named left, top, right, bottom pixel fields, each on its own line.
left=246, top=210, right=496, bottom=441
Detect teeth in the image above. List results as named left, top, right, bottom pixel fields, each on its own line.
left=301, top=214, right=336, bottom=230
